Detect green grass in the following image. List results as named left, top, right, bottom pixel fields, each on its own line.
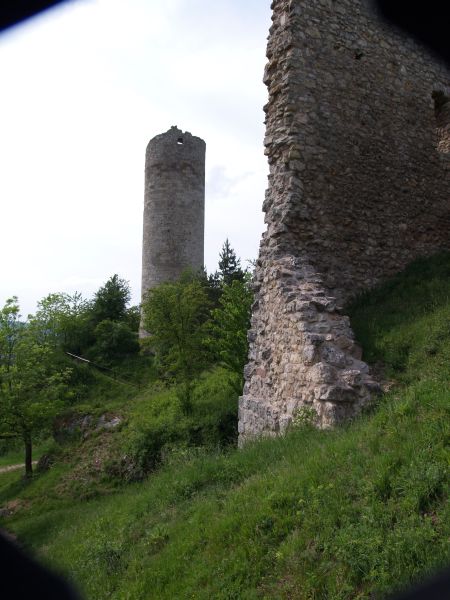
left=349, top=251, right=450, bottom=381
left=0, top=448, right=27, bottom=469
left=65, top=353, right=156, bottom=411
left=0, top=438, right=54, bottom=469
left=1, top=252, right=449, bottom=599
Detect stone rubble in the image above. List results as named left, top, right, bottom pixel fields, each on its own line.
left=239, top=255, right=380, bottom=442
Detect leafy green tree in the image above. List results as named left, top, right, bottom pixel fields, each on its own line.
left=141, top=273, right=211, bottom=413
left=91, top=274, right=131, bottom=325
left=83, top=276, right=139, bottom=363
left=125, top=305, right=141, bottom=332
left=33, top=292, right=93, bottom=354
left=218, top=239, right=245, bottom=285
left=0, top=298, right=71, bottom=477
left=196, top=267, right=222, bottom=308
left=35, top=279, right=140, bottom=367
left=90, top=319, right=139, bottom=364
left=208, top=277, right=253, bottom=391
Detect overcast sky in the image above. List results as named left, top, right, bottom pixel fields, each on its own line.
left=0, top=0, right=271, bottom=316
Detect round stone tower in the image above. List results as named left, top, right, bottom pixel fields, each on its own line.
left=140, top=125, right=206, bottom=317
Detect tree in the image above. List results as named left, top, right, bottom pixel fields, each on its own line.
left=83, top=275, right=139, bottom=362
left=91, top=274, right=131, bottom=325
left=0, top=298, right=71, bottom=477
left=34, top=279, right=140, bottom=366
left=141, top=273, right=211, bottom=413
left=33, top=292, right=93, bottom=355
left=90, top=319, right=139, bottom=364
left=207, top=276, right=253, bottom=391
left=125, top=305, right=141, bottom=332
left=218, top=239, right=245, bottom=285
left=196, top=267, right=222, bottom=308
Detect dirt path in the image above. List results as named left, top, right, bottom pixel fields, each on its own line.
left=0, top=461, right=37, bottom=474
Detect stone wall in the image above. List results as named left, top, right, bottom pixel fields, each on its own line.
left=239, top=0, right=450, bottom=443
left=140, top=126, right=205, bottom=311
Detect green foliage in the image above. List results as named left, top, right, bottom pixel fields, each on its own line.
left=208, top=276, right=253, bottom=388
left=91, top=274, right=131, bottom=326
left=5, top=378, right=449, bottom=599
left=86, top=276, right=139, bottom=364
left=73, top=368, right=238, bottom=484
left=125, top=305, right=141, bottom=333
left=196, top=267, right=222, bottom=307
left=290, top=405, right=319, bottom=429
left=141, top=273, right=212, bottom=413
left=218, top=238, right=245, bottom=285
left=1, top=253, right=448, bottom=599
left=89, top=320, right=139, bottom=364
left=33, top=276, right=140, bottom=375
left=0, top=438, right=55, bottom=468
left=0, top=298, right=72, bottom=476
left=349, top=251, right=450, bottom=382
left=33, top=292, right=93, bottom=355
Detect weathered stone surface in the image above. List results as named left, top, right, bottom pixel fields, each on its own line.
left=36, top=453, right=55, bottom=473
left=140, top=126, right=205, bottom=335
left=96, top=415, right=122, bottom=431
left=53, top=412, right=122, bottom=443
left=239, top=256, right=380, bottom=442
left=239, top=0, right=450, bottom=444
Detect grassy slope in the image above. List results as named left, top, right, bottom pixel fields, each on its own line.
left=1, top=253, right=449, bottom=599
left=0, top=440, right=53, bottom=468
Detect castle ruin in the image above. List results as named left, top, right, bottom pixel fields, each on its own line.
left=238, top=0, right=450, bottom=443
left=140, top=126, right=206, bottom=325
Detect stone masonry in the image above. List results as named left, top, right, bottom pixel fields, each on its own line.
left=239, top=0, right=450, bottom=443
left=140, top=126, right=205, bottom=334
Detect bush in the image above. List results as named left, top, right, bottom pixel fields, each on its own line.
left=123, top=369, right=238, bottom=479
left=89, top=320, right=139, bottom=364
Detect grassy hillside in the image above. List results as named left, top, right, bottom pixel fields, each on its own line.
left=1, top=253, right=449, bottom=599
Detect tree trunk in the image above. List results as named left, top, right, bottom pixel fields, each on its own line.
left=24, top=435, right=33, bottom=478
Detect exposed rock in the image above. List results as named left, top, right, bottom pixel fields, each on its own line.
left=96, top=415, right=122, bottom=431
left=53, top=414, right=93, bottom=444
left=53, top=413, right=122, bottom=443
left=36, top=453, right=54, bottom=473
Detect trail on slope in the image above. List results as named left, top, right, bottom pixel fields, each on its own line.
left=0, top=461, right=37, bottom=474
